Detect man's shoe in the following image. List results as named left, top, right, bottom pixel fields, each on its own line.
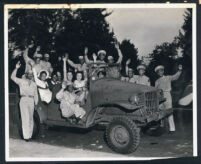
left=24, top=139, right=31, bottom=142
left=168, top=131, right=175, bottom=134
left=40, top=134, right=46, bottom=138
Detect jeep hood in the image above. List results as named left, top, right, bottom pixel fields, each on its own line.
left=90, top=78, right=157, bottom=109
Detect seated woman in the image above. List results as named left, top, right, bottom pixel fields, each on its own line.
left=56, top=82, right=86, bottom=123
left=33, top=67, right=52, bottom=104
left=97, top=70, right=106, bottom=79
left=73, top=71, right=88, bottom=104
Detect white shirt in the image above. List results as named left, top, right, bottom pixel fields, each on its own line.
left=33, top=68, right=52, bottom=103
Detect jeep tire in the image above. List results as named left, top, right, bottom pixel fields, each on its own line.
left=106, top=117, right=140, bottom=154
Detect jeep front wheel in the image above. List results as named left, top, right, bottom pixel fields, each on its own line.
left=105, top=117, right=140, bottom=154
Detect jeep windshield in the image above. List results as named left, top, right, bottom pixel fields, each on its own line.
left=88, top=63, right=121, bottom=80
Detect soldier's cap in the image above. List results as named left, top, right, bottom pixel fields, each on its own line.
left=107, top=56, right=114, bottom=60
left=137, top=64, right=146, bottom=71
left=78, top=56, right=84, bottom=60
left=33, top=53, right=43, bottom=58
left=44, top=53, right=50, bottom=58
left=128, top=68, right=133, bottom=72
left=155, top=65, right=164, bottom=72
left=98, top=50, right=106, bottom=56
left=38, top=70, right=49, bottom=79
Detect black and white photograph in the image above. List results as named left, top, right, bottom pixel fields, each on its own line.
left=4, top=4, right=197, bottom=161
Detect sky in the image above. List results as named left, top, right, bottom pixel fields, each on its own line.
left=106, top=8, right=186, bottom=59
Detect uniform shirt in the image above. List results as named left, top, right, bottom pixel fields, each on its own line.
left=155, top=71, right=182, bottom=92
left=22, top=49, right=43, bottom=74
left=84, top=55, right=106, bottom=64
left=32, top=63, right=44, bottom=75
left=11, top=69, right=38, bottom=105
left=56, top=90, right=77, bottom=104
left=41, top=60, right=53, bottom=75
left=67, top=60, right=88, bottom=72
left=136, top=75, right=150, bottom=86
left=67, top=59, right=88, bottom=78
left=107, top=66, right=121, bottom=79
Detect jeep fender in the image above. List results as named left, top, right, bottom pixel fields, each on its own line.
left=114, top=102, right=142, bottom=110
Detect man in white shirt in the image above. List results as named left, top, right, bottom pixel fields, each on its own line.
left=155, top=64, right=182, bottom=133
left=11, top=61, right=38, bottom=141
left=136, top=64, right=150, bottom=86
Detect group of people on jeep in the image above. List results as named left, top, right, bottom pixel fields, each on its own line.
left=11, top=42, right=182, bottom=141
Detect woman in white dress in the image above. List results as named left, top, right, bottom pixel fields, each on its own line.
left=33, top=67, right=52, bottom=104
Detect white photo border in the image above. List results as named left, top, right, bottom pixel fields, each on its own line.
left=4, top=3, right=197, bottom=161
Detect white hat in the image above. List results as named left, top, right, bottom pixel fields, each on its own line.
left=78, top=56, right=84, bottom=60
left=98, top=50, right=106, bottom=56
left=44, top=53, right=50, bottom=58
left=137, top=65, right=146, bottom=71
left=34, top=53, right=42, bottom=58
left=155, top=65, right=164, bottom=72
left=38, top=70, right=49, bottom=79
left=107, top=56, right=114, bottom=60
left=128, top=68, right=133, bottom=72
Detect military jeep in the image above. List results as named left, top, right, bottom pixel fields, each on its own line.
left=19, top=63, right=172, bottom=154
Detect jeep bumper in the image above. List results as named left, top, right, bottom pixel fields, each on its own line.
left=146, top=108, right=173, bottom=123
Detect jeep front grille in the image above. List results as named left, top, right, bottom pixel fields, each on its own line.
left=137, top=93, right=145, bottom=106
left=145, top=91, right=158, bottom=114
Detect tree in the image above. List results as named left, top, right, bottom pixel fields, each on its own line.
left=8, top=9, right=72, bottom=54
left=119, top=39, right=139, bottom=75
left=55, top=9, right=117, bottom=62
left=176, top=8, right=192, bottom=81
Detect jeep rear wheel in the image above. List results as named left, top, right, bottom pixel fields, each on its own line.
left=106, top=117, right=140, bottom=154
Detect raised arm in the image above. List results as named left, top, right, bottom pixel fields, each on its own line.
left=47, top=62, right=53, bottom=76
left=11, top=61, right=23, bottom=85
left=34, top=85, right=39, bottom=105
left=146, top=78, right=151, bottom=86
left=125, top=59, right=131, bottom=76
left=32, top=67, right=46, bottom=88
left=23, top=47, right=35, bottom=67
left=84, top=47, right=94, bottom=64
left=115, top=44, right=123, bottom=64
left=63, top=54, right=68, bottom=81
left=67, top=59, right=79, bottom=69
left=169, top=65, right=182, bottom=81
left=155, top=79, right=159, bottom=88
left=56, top=82, right=66, bottom=101
left=33, top=46, right=41, bottom=58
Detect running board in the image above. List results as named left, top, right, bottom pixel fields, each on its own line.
left=45, top=119, right=89, bottom=129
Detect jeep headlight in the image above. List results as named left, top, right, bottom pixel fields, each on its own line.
left=129, top=94, right=140, bottom=105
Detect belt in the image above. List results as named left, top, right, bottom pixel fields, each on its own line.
left=163, top=91, right=171, bottom=92
left=21, top=95, right=34, bottom=98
